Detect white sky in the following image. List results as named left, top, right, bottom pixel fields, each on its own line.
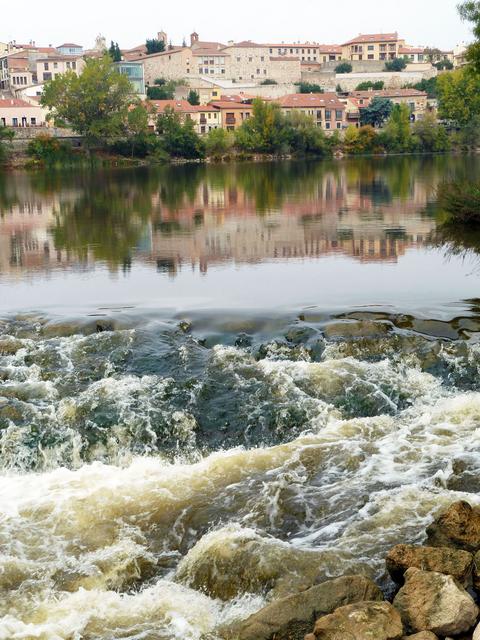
left=2, top=0, right=473, bottom=51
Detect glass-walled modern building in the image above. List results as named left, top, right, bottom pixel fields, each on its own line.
left=114, top=61, right=145, bottom=96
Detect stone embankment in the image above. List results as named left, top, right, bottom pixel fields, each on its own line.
left=223, top=501, right=480, bottom=640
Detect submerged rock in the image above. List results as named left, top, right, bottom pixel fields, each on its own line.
left=386, top=544, right=473, bottom=586
left=393, top=568, right=478, bottom=636
left=312, top=601, right=403, bottom=640
left=426, top=501, right=480, bottom=552
left=175, top=527, right=337, bottom=600
left=222, top=575, right=382, bottom=640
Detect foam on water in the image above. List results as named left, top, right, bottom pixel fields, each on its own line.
left=2, top=316, right=480, bottom=637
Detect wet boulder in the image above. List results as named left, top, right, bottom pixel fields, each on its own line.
left=426, top=501, right=480, bottom=552
left=393, top=568, right=479, bottom=636
left=175, top=527, right=343, bottom=600
left=222, top=575, right=383, bottom=640
left=386, top=544, right=473, bottom=586
left=311, top=601, right=403, bottom=640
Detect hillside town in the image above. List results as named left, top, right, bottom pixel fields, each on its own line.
left=0, top=30, right=470, bottom=135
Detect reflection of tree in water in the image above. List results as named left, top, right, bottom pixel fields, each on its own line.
left=51, top=171, right=155, bottom=269
left=436, top=222, right=480, bottom=269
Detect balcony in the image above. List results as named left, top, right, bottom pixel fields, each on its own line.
left=225, top=116, right=236, bottom=125
left=199, top=116, right=207, bottom=124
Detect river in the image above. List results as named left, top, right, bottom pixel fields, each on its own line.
left=1, top=157, right=480, bottom=639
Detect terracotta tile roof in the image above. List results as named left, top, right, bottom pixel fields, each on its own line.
left=188, top=104, right=220, bottom=112
left=209, top=100, right=253, bottom=109
left=130, top=47, right=184, bottom=61
left=57, top=43, right=82, bottom=48
left=148, top=99, right=197, bottom=113
left=276, top=92, right=345, bottom=109
left=399, top=46, right=424, bottom=54
left=351, top=88, right=427, bottom=99
left=193, top=41, right=226, bottom=50
left=342, top=32, right=400, bottom=46
left=0, top=98, right=39, bottom=108
left=193, top=47, right=229, bottom=56
left=226, top=41, right=265, bottom=49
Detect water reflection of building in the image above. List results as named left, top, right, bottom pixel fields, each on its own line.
left=0, top=164, right=439, bottom=279
left=0, top=185, right=88, bottom=277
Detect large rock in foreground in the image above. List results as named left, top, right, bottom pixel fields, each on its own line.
left=312, top=601, right=403, bottom=640
left=402, top=633, right=438, bottom=640
left=386, top=544, right=473, bottom=586
left=222, top=575, right=383, bottom=640
left=393, top=568, right=478, bottom=636
left=426, top=501, right=480, bottom=552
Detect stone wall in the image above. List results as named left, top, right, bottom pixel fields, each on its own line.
left=301, top=69, right=437, bottom=92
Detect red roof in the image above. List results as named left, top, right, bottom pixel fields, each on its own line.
left=276, top=92, right=345, bottom=109
left=148, top=99, right=197, bottom=113
left=209, top=100, right=253, bottom=109
left=351, top=89, right=427, bottom=99
left=0, top=99, right=39, bottom=108
left=342, top=32, right=400, bottom=46
left=399, top=46, right=425, bottom=54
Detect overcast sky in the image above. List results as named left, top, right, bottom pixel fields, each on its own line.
left=2, top=0, right=473, bottom=51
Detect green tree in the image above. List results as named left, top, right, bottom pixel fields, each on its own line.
left=412, top=112, right=450, bottom=152
left=146, top=78, right=177, bottom=100
left=434, top=60, right=454, bottom=70
left=403, top=77, right=438, bottom=98
left=424, top=47, right=443, bottom=62
left=124, top=103, right=151, bottom=157
left=383, top=103, right=413, bottom=152
left=235, top=99, right=289, bottom=153
left=146, top=38, right=166, bottom=55
left=156, top=107, right=205, bottom=159
left=0, top=127, right=14, bottom=164
left=360, top=97, right=393, bottom=127
left=260, top=78, right=278, bottom=85
left=284, top=111, right=327, bottom=155
left=458, top=1, right=480, bottom=72
left=335, top=62, right=353, bottom=74
left=296, top=81, right=324, bottom=93
left=204, top=128, right=234, bottom=157
left=437, top=67, right=480, bottom=127
left=109, top=41, right=122, bottom=62
left=355, top=81, right=385, bottom=91
left=187, top=89, right=200, bottom=105
left=385, top=58, right=407, bottom=71
left=41, top=55, right=133, bottom=149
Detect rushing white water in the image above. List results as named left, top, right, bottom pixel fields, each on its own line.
left=2, top=316, right=480, bottom=638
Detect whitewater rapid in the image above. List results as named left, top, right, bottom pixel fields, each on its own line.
left=2, top=314, right=480, bottom=638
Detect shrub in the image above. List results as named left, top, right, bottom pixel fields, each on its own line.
left=156, top=107, right=205, bottom=159
left=438, top=180, right=480, bottom=224
left=385, top=58, right=407, bottom=72
left=355, top=81, right=385, bottom=91
left=296, top=81, right=324, bottom=94
left=204, top=128, right=234, bottom=157
left=260, top=79, right=278, bottom=85
left=27, top=134, right=75, bottom=164
left=335, top=62, right=353, bottom=74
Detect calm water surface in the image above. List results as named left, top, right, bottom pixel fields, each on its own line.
left=1, top=157, right=480, bottom=639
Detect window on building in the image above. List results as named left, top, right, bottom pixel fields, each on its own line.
left=368, top=45, right=374, bottom=51
left=248, top=57, right=252, bottom=62
left=72, top=61, right=76, bottom=69
left=325, top=122, right=330, bottom=129
left=54, top=62, right=58, bottom=69
left=368, top=54, right=374, bottom=60
left=256, top=68, right=260, bottom=74
left=31, top=117, right=36, bottom=125
left=12, top=117, right=18, bottom=126
left=43, top=72, right=52, bottom=81
left=335, top=109, right=343, bottom=120
left=336, top=122, right=342, bottom=129
left=44, top=62, right=49, bottom=70
left=269, top=48, right=272, bottom=54
left=201, top=126, right=206, bottom=133
left=325, top=109, right=331, bottom=119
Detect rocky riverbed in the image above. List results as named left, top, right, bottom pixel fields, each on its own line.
left=220, top=500, right=480, bottom=640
